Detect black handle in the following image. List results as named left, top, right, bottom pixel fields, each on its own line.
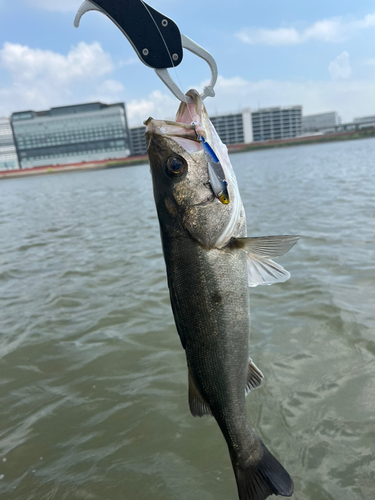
left=91, top=0, right=183, bottom=69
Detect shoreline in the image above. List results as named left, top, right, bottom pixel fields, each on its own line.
left=1, top=128, right=374, bottom=180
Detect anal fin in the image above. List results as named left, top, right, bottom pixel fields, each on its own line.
left=246, top=358, right=264, bottom=394
left=188, top=368, right=212, bottom=417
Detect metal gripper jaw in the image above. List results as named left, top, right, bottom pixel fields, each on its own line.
left=74, top=0, right=218, bottom=102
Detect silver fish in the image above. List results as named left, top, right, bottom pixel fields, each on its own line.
left=145, top=89, right=298, bottom=500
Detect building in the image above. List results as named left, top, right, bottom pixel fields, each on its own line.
left=130, top=126, right=147, bottom=156
left=11, top=102, right=130, bottom=169
left=0, top=117, right=19, bottom=171
left=210, top=109, right=253, bottom=145
left=302, top=112, right=341, bottom=133
left=129, top=105, right=302, bottom=155
left=251, top=106, right=302, bottom=142
left=353, top=115, right=375, bottom=127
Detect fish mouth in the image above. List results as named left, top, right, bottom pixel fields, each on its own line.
left=144, top=90, right=206, bottom=154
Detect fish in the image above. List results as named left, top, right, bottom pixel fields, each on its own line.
left=145, top=89, right=298, bottom=500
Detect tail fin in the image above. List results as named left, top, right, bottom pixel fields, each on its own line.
left=232, top=441, right=293, bottom=500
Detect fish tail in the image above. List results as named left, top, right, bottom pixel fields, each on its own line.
left=231, top=439, right=293, bottom=500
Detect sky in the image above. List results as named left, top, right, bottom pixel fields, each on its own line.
left=1, top=1, right=375, bottom=126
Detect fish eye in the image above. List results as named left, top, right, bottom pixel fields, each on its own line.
left=164, top=156, right=187, bottom=178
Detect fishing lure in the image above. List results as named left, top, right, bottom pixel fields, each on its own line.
left=200, top=135, right=230, bottom=204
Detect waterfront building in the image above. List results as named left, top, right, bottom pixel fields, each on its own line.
left=130, top=106, right=301, bottom=156
left=353, top=115, right=375, bottom=127
left=11, top=102, right=130, bottom=169
left=251, top=106, right=302, bottom=142
left=302, top=112, right=341, bottom=133
left=0, top=117, right=19, bottom=171
left=129, top=126, right=147, bottom=156
left=210, top=109, right=253, bottom=145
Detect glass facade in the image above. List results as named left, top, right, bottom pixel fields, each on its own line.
left=210, top=113, right=245, bottom=145
left=252, top=106, right=302, bottom=142
left=302, top=112, right=340, bottom=133
left=11, top=102, right=130, bottom=169
left=129, top=126, right=147, bottom=156
left=0, top=117, right=19, bottom=171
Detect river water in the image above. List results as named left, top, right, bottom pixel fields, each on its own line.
left=0, top=139, right=374, bottom=500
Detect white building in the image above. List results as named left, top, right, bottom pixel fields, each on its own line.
left=252, top=106, right=302, bottom=142
left=302, top=112, right=341, bottom=133
left=11, top=102, right=130, bottom=169
left=0, top=117, right=19, bottom=170
left=129, top=105, right=304, bottom=155
left=210, top=108, right=253, bottom=145
left=353, top=115, right=375, bottom=127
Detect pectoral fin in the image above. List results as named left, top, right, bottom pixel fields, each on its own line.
left=246, top=358, right=264, bottom=394
left=232, top=235, right=299, bottom=258
left=188, top=368, right=212, bottom=417
left=246, top=255, right=291, bottom=287
left=230, top=235, right=299, bottom=287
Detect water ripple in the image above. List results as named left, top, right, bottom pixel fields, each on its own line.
left=1, top=143, right=375, bottom=499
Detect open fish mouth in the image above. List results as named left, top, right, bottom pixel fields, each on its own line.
left=144, top=117, right=205, bottom=154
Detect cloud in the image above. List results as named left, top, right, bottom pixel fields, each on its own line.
left=236, top=12, right=375, bottom=46
left=1, top=41, right=113, bottom=84
left=109, top=74, right=375, bottom=126
left=119, top=58, right=138, bottom=67
left=0, top=40, right=373, bottom=127
left=92, top=73, right=375, bottom=126
left=198, top=75, right=375, bottom=124
left=126, top=90, right=178, bottom=126
left=329, top=52, right=352, bottom=80
left=90, top=79, right=125, bottom=103
left=0, top=42, right=114, bottom=115
left=26, top=0, right=80, bottom=12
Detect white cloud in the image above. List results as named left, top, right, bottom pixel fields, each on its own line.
left=237, top=28, right=300, bottom=46
left=27, top=0, right=80, bottom=12
left=0, top=42, right=114, bottom=115
left=1, top=41, right=113, bottom=84
left=236, top=12, right=375, bottom=46
left=126, top=90, right=178, bottom=126
left=329, top=52, right=352, bottom=80
left=107, top=74, right=375, bottom=126
left=119, top=58, right=138, bottom=67
left=199, top=75, right=375, bottom=124
left=90, top=79, right=125, bottom=103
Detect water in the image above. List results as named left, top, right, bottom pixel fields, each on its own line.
left=1, top=139, right=374, bottom=500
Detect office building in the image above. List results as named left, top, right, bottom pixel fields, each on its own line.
left=252, top=106, right=302, bottom=142
left=130, top=126, right=147, bottom=156
left=302, top=112, right=340, bottom=133
left=0, top=117, right=19, bottom=170
left=353, top=115, right=375, bottom=127
left=210, top=109, right=253, bottom=145
left=11, top=102, right=130, bottom=169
